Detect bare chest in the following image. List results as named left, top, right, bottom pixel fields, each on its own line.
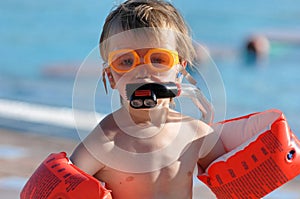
left=98, top=159, right=196, bottom=199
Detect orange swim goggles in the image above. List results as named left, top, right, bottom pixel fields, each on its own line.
left=108, top=48, right=180, bottom=73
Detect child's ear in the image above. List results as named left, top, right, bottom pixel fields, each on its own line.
left=181, top=60, right=187, bottom=68
left=102, top=67, right=116, bottom=93
left=105, top=67, right=116, bottom=89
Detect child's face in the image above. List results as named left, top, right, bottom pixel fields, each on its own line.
left=107, top=29, right=182, bottom=100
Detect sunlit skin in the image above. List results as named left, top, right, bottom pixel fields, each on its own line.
left=71, top=31, right=225, bottom=199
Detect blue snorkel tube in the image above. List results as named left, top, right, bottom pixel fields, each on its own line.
left=180, top=83, right=214, bottom=124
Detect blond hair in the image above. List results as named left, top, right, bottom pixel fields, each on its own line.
left=99, top=0, right=195, bottom=65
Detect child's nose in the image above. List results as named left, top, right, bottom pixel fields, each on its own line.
left=135, top=64, right=153, bottom=79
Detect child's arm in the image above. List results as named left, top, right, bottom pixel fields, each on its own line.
left=197, top=134, right=226, bottom=172
left=197, top=110, right=281, bottom=171
left=197, top=109, right=300, bottom=198
left=70, top=124, right=107, bottom=176
left=21, top=152, right=112, bottom=199
left=70, top=141, right=105, bottom=176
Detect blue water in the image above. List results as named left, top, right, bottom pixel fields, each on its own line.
left=1, top=0, right=300, bottom=136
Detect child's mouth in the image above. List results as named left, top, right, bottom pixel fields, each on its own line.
left=126, top=82, right=179, bottom=109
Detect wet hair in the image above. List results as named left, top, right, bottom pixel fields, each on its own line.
left=99, top=0, right=195, bottom=65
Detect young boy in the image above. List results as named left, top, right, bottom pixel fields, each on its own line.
left=70, top=1, right=225, bottom=198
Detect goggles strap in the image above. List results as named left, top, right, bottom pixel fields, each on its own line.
left=102, top=63, right=111, bottom=94
left=102, top=68, right=108, bottom=94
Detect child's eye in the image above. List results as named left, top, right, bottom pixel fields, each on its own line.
left=120, top=58, right=134, bottom=66
left=114, top=53, right=135, bottom=69
left=151, top=57, right=164, bottom=64
left=150, top=53, right=170, bottom=65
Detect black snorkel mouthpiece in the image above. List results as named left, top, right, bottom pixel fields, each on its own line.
left=126, top=82, right=180, bottom=109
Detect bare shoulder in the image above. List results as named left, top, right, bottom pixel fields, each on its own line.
left=70, top=112, right=119, bottom=175
left=169, top=110, right=213, bottom=139
left=168, top=111, right=225, bottom=171
left=97, top=112, right=119, bottom=138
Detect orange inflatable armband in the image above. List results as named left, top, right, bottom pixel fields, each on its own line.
left=199, top=110, right=300, bottom=198
left=20, top=152, right=112, bottom=199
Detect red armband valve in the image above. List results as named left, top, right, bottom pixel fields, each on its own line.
left=20, top=152, right=112, bottom=199
left=198, top=109, right=300, bottom=199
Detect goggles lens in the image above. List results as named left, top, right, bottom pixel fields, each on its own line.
left=108, top=48, right=179, bottom=73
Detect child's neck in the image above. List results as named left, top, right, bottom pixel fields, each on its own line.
left=126, top=99, right=171, bottom=126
